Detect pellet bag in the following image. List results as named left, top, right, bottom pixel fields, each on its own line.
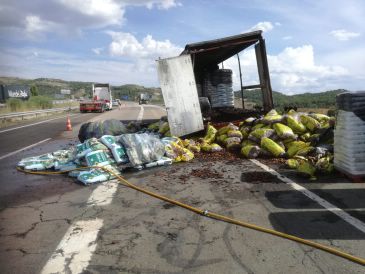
left=260, top=137, right=286, bottom=157
left=273, top=123, right=296, bottom=139
left=241, top=145, right=261, bottom=159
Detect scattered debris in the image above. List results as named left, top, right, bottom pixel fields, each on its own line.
left=17, top=108, right=337, bottom=184
left=189, top=168, right=224, bottom=179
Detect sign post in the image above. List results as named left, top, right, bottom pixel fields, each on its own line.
left=61, top=89, right=72, bottom=110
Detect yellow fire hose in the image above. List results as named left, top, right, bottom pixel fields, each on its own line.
left=17, top=166, right=365, bottom=266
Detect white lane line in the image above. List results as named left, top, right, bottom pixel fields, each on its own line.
left=40, top=218, right=103, bottom=274
left=41, top=184, right=119, bottom=272
left=137, top=105, right=144, bottom=121
left=0, top=113, right=80, bottom=134
left=87, top=181, right=119, bottom=206
left=145, top=104, right=166, bottom=111
left=0, top=138, right=52, bottom=161
left=250, top=159, right=365, bottom=234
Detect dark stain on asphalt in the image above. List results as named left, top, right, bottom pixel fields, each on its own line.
left=241, top=171, right=281, bottom=184
left=162, top=203, right=176, bottom=209
left=189, top=168, right=224, bottom=179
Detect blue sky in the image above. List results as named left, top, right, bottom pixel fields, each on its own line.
left=0, top=0, right=364, bottom=94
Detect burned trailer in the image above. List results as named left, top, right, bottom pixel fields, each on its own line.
left=156, top=31, right=274, bottom=137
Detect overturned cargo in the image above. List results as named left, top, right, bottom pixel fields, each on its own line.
left=156, top=31, right=274, bottom=137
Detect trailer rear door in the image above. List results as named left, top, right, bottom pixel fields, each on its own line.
left=156, top=55, right=204, bottom=137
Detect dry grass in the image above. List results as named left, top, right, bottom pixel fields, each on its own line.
left=297, top=108, right=330, bottom=114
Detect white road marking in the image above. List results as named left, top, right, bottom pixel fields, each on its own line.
left=137, top=105, right=144, bottom=121
left=0, top=113, right=80, bottom=134
left=0, top=138, right=52, bottom=161
left=41, top=183, right=119, bottom=273
left=40, top=218, right=103, bottom=274
left=87, top=181, right=119, bottom=206
left=41, top=104, right=146, bottom=272
left=145, top=104, right=166, bottom=111
left=250, top=159, right=365, bottom=234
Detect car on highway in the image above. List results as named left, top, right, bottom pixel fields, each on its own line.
left=112, top=99, right=119, bottom=107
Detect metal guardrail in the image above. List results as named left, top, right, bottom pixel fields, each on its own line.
left=0, top=107, right=79, bottom=120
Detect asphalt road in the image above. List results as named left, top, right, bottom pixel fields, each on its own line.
left=0, top=103, right=364, bottom=274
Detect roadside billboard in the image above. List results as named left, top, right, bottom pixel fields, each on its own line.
left=0, top=85, right=30, bottom=102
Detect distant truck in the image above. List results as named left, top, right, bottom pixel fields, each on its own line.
left=79, top=83, right=113, bottom=113
left=138, top=93, right=150, bottom=105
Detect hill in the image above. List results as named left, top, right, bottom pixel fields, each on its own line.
left=0, top=77, right=162, bottom=101
left=236, top=89, right=347, bottom=109
left=0, top=76, right=346, bottom=108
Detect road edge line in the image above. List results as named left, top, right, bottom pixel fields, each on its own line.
left=0, top=113, right=80, bottom=134
left=0, top=138, right=52, bottom=161
left=40, top=218, right=103, bottom=274
left=137, top=105, right=144, bottom=121
left=250, top=159, right=365, bottom=234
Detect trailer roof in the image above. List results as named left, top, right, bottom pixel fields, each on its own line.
left=181, top=30, right=263, bottom=70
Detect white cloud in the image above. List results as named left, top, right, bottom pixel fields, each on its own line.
left=0, top=48, right=159, bottom=86
left=246, top=21, right=274, bottom=32
left=0, top=43, right=357, bottom=94
left=57, top=0, right=124, bottom=25
left=23, top=15, right=60, bottom=39
left=330, top=29, right=360, bottom=41
left=122, top=0, right=181, bottom=10
left=156, top=0, right=181, bottom=9
left=25, top=16, right=47, bottom=33
left=108, top=31, right=182, bottom=58
left=0, top=0, right=180, bottom=38
left=92, top=47, right=103, bottom=55
left=224, top=45, right=348, bottom=93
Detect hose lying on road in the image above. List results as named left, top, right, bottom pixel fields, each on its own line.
left=17, top=166, right=365, bottom=266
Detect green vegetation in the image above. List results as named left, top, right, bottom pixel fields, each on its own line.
left=0, top=76, right=347, bottom=109
left=6, top=98, right=22, bottom=112
left=30, top=85, right=39, bottom=96
left=236, top=89, right=346, bottom=109
left=5, top=96, right=53, bottom=112
left=112, top=84, right=162, bottom=102
left=0, top=77, right=161, bottom=102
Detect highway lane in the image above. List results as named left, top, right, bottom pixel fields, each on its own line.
left=0, top=112, right=96, bottom=156
left=0, top=103, right=166, bottom=204
left=0, top=103, right=167, bottom=274
left=0, top=103, right=364, bottom=274
left=0, top=103, right=165, bottom=158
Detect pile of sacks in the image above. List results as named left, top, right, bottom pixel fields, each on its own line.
left=135, top=109, right=335, bottom=180
left=203, top=109, right=335, bottom=180
left=18, top=109, right=335, bottom=184
left=17, top=133, right=184, bottom=185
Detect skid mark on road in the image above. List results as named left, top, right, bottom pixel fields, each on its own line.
left=0, top=138, right=52, bottom=161
left=0, top=114, right=80, bottom=134
left=250, top=159, right=365, bottom=234
left=40, top=218, right=103, bottom=274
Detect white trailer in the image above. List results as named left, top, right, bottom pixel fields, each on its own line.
left=93, top=83, right=113, bottom=110
left=156, top=31, right=274, bottom=137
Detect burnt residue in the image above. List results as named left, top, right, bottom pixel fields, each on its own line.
left=241, top=171, right=281, bottom=184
